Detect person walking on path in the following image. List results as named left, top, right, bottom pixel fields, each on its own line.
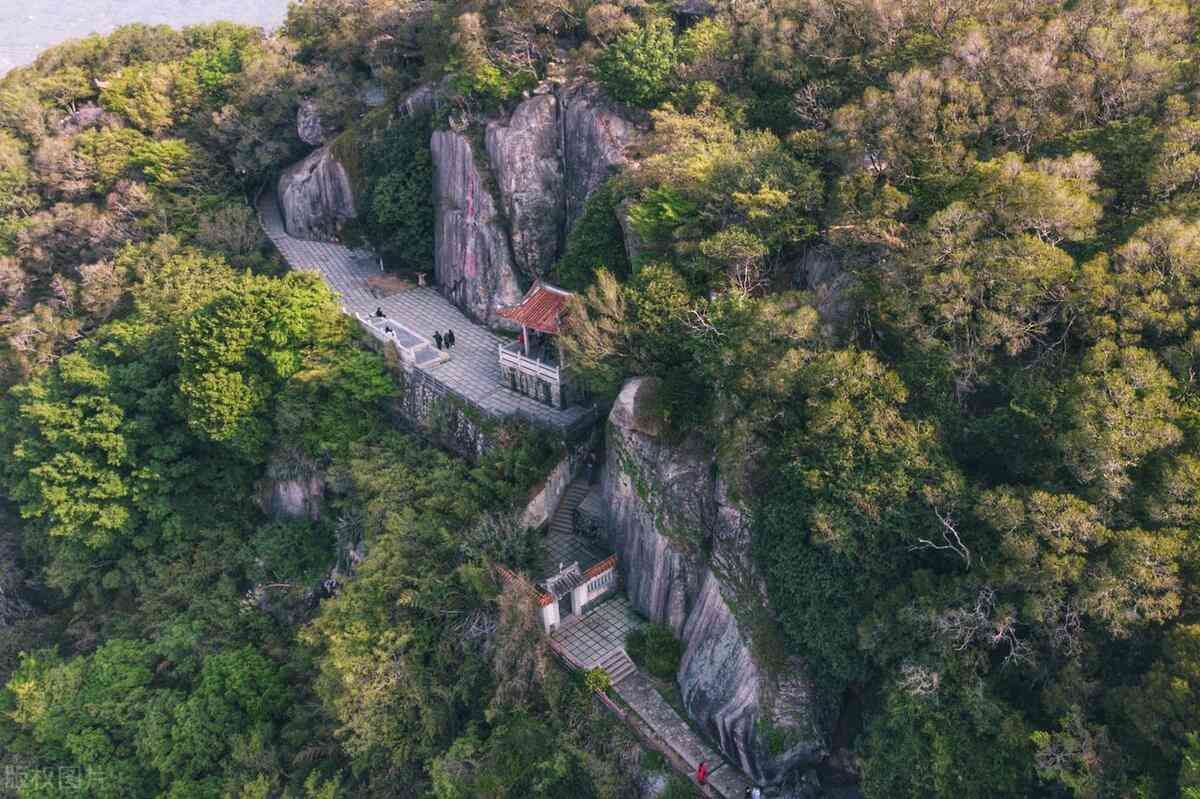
left=433, top=331, right=443, bottom=350
left=697, top=761, right=708, bottom=786
left=445, top=329, right=456, bottom=349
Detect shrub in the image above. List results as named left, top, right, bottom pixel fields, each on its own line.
left=553, top=180, right=632, bottom=290
left=585, top=667, right=612, bottom=695
left=625, top=623, right=683, bottom=680
left=246, top=520, right=333, bottom=585
left=594, top=19, right=678, bottom=108
left=640, top=749, right=669, bottom=776
left=335, top=112, right=435, bottom=271
left=661, top=774, right=700, bottom=799
left=627, top=186, right=698, bottom=246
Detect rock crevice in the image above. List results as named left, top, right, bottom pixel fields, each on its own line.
left=486, top=92, right=565, bottom=278
left=434, top=81, right=637, bottom=318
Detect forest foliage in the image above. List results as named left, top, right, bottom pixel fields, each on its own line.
left=0, top=16, right=630, bottom=799
left=2, top=0, right=1200, bottom=797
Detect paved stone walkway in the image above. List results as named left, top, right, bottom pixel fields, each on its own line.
left=259, top=192, right=597, bottom=435
left=552, top=596, right=643, bottom=668
left=617, top=673, right=752, bottom=798
left=551, top=597, right=752, bottom=798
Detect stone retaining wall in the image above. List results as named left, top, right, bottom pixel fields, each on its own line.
left=519, top=440, right=590, bottom=528
left=358, top=332, right=495, bottom=459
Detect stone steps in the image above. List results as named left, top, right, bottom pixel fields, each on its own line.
left=548, top=479, right=591, bottom=535
left=597, top=648, right=636, bottom=685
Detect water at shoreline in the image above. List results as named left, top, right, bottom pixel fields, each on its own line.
left=0, top=0, right=292, bottom=75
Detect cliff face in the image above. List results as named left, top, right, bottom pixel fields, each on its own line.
left=273, top=80, right=634, bottom=324
left=603, top=378, right=826, bottom=786
left=795, top=244, right=856, bottom=339
left=277, top=144, right=356, bottom=241
left=297, top=99, right=327, bottom=146
left=431, top=130, right=524, bottom=325
left=433, top=81, right=636, bottom=319
left=485, top=92, right=564, bottom=278
left=560, top=81, right=635, bottom=230
left=259, top=452, right=325, bottom=522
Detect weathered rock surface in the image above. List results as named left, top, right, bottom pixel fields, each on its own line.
left=259, top=453, right=324, bottom=521
left=674, top=0, right=716, bottom=15
left=794, top=245, right=856, bottom=338
left=561, top=81, right=636, bottom=229
left=399, top=83, right=437, bottom=118
left=277, top=144, right=356, bottom=241
left=486, top=93, right=565, bottom=277
left=429, top=80, right=636, bottom=322
left=603, top=378, right=826, bottom=785
left=431, top=130, right=523, bottom=324
left=636, top=770, right=669, bottom=799
left=60, top=103, right=115, bottom=133
left=297, top=99, right=327, bottom=146
left=608, top=374, right=664, bottom=437
left=360, top=81, right=387, bottom=107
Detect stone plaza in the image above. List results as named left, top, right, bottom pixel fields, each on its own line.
left=260, top=191, right=597, bottom=435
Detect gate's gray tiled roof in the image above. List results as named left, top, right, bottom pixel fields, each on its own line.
left=540, top=532, right=611, bottom=583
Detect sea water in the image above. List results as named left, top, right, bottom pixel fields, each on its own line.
left=0, top=0, right=292, bottom=74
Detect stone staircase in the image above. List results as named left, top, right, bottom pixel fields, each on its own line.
left=597, top=648, right=637, bottom=685
left=549, top=478, right=591, bottom=537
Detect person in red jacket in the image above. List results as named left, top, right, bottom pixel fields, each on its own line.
left=697, top=761, right=708, bottom=785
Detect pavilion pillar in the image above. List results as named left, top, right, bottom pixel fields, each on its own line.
left=522, top=325, right=529, bottom=357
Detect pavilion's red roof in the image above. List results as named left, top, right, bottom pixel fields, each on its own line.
left=497, top=282, right=573, bottom=335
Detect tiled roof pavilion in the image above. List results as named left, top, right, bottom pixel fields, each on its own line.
left=497, top=282, right=572, bottom=335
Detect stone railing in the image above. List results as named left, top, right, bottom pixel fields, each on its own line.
left=498, top=341, right=561, bottom=384
left=356, top=312, right=448, bottom=367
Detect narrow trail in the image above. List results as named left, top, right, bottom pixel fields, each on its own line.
left=551, top=597, right=754, bottom=798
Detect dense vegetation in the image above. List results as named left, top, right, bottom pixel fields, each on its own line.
left=0, top=18, right=635, bottom=799
left=3, top=0, right=1200, bottom=797
left=560, top=2, right=1200, bottom=796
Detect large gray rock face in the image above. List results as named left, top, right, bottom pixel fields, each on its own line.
left=277, top=145, right=356, bottom=241
left=259, top=453, right=324, bottom=522
left=399, top=83, right=437, bottom=118
left=431, top=130, right=524, bottom=324
left=297, top=99, right=327, bottom=146
left=486, top=93, right=565, bottom=277
left=430, top=80, right=636, bottom=322
left=603, top=378, right=826, bottom=785
left=794, top=245, right=856, bottom=339
left=561, top=81, right=635, bottom=229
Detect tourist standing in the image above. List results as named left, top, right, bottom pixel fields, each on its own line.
left=445, top=329, right=456, bottom=348
left=433, top=331, right=443, bottom=350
